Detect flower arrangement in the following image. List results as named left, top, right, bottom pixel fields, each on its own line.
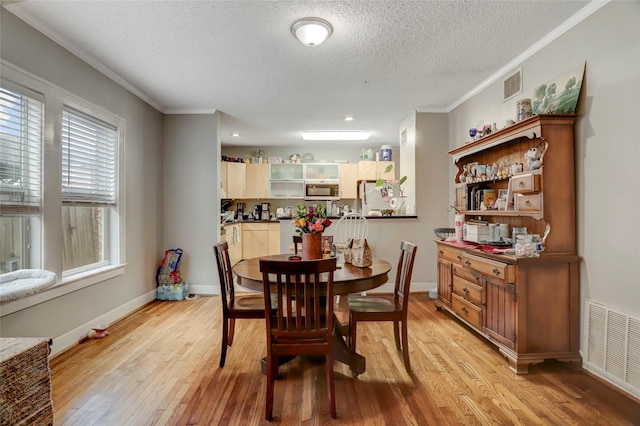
left=293, top=204, right=332, bottom=235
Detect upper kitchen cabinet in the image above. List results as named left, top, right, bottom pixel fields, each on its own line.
left=339, top=163, right=358, bottom=199
left=357, top=160, right=395, bottom=181
left=270, top=163, right=304, bottom=180
left=246, top=163, right=270, bottom=199
left=221, top=161, right=246, bottom=199
left=304, top=163, right=340, bottom=180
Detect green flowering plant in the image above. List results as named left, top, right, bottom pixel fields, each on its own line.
left=375, top=164, right=407, bottom=197
left=293, top=204, right=332, bottom=235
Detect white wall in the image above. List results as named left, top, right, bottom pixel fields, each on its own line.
left=163, top=114, right=220, bottom=295
left=0, top=10, right=164, bottom=355
left=448, top=2, right=640, bottom=317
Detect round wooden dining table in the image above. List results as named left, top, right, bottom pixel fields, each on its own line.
left=232, top=254, right=392, bottom=376
left=233, top=254, right=392, bottom=295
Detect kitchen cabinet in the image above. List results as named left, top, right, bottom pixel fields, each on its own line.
left=269, top=224, right=281, bottom=255
left=242, top=222, right=280, bottom=259
left=269, top=163, right=305, bottom=199
left=305, top=163, right=340, bottom=180
left=435, top=115, right=581, bottom=374
left=356, top=160, right=395, bottom=181
left=221, top=161, right=246, bottom=199
left=270, top=163, right=304, bottom=180
left=339, top=163, right=358, bottom=199
left=246, top=163, right=270, bottom=199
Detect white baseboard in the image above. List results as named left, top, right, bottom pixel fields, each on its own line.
left=190, top=284, right=217, bottom=296
left=49, top=290, right=156, bottom=357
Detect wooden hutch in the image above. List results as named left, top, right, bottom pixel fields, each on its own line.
left=435, top=114, right=581, bottom=374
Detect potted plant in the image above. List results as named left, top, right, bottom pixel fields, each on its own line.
left=375, top=164, right=408, bottom=215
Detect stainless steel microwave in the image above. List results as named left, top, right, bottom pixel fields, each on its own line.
left=305, top=181, right=340, bottom=200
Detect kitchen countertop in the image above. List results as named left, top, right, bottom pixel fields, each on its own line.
left=276, top=215, right=418, bottom=220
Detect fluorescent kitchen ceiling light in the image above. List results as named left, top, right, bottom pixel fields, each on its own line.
left=302, top=131, right=371, bottom=141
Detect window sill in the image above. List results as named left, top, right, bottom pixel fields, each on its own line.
left=0, top=264, right=126, bottom=317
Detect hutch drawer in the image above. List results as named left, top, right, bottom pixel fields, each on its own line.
left=451, top=293, right=482, bottom=329
left=452, top=263, right=482, bottom=285
left=511, top=172, right=540, bottom=194
left=460, top=253, right=513, bottom=282
left=452, top=276, right=482, bottom=306
left=515, top=193, right=542, bottom=211
left=437, top=246, right=463, bottom=265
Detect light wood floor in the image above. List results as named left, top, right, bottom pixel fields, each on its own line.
left=50, top=293, right=640, bottom=425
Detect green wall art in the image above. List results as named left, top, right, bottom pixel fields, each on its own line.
left=532, top=62, right=585, bottom=115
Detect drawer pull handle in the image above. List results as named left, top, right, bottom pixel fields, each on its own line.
left=461, top=306, right=468, bottom=314
left=492, top=268, right=501, bottom=276
left=518, top=181, right=525, bottom=187
left=465, top=260, right=471, bottom=266
left=463, top=287, right=469, bottom=294
left=457, top=255, right=463, bottom=261
left=525, top=200, right=531, bottom=206
left=439, top=250, right=444, bottom=255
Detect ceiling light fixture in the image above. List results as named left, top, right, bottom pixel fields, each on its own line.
left=291, top=17, right=333, bottom=47
left=231, top=133, right=241, bottom=137
left=302, top=131, right=370, bottom=141
left=344, top=116, right=355, bottom=121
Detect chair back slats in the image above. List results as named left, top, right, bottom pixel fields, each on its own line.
left=336, top=213, right=368, bottom=245
left=214, top=241, right=234, bottom=311
left=394, top=241, right=417, bottom=309
left=260, top=258, right=337, bottom=343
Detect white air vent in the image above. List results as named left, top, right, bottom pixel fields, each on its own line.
left=503, top=68, right=522, bottom=102
left=584, top=299, right=640, bottom=399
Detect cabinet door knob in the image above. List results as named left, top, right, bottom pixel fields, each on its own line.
left=461, top=306, right=468, bottom=314
left=465, top=260, right=471, bottom=266
left=492, top=268, right=501, bottom=276
left=439, top=250, right=444, bottom=255
left=457, top=255, right=463, bottom=261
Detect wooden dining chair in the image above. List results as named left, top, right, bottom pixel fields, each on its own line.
left=347, top=241, right=417, bottom=372
left=260, top=257, right=338, bottom=420
left=292, top=235, right=302, bottom=254
left=214, top=241, right=265, bottom=368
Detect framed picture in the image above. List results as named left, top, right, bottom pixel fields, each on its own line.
left=467, top=162, right=479, bottom=178
left=498, top=189, right=508, bottom=200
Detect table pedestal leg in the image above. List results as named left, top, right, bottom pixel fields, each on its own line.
left=333, top=320, right=365, bottom=377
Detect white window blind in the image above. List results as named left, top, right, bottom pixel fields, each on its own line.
left=0, top=86, right=43, bottom=215
left=62, top=108, right=118, bottom=206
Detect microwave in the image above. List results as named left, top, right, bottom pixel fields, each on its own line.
left=305, top=181, right=340, bottom=200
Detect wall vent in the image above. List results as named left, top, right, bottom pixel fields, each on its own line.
left=503, top=68, right=522, bottom=102
left=584, top=299, right=640, bottom=400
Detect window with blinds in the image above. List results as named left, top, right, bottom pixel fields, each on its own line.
left=0, top=87, right=43, bottom=215
left=62, top=108, right=118, bottom=206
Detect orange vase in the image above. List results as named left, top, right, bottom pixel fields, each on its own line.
left=302, top=232, right=322, bottom=260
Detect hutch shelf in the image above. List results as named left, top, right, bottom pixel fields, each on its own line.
left=435, top=114, right=582, bottom=374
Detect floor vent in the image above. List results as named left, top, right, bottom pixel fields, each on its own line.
left=584, top=299, right=640, bottom=399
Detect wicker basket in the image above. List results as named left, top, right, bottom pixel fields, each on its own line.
left=434, top=227, right=455, bottom=240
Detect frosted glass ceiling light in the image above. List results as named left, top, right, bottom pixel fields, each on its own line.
left=302, top=131, right=370, bottom=141
left=291, top=17, right=333, bottom=47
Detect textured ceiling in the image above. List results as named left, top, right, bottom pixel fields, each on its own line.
left=5, top=0, right=592, bottom=147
